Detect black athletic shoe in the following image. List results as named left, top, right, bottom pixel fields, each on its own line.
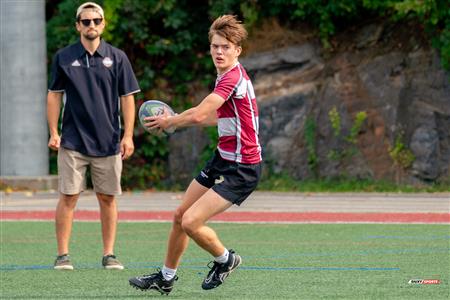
left=129, top=270, right=178, bottom=295
left=201, top=249, right=242, bottom=290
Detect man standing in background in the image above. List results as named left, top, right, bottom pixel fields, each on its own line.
left=47, top=2, right=140, bottom=270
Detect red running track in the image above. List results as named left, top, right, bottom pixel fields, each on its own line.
left=1, top=210, right=449, bottom=223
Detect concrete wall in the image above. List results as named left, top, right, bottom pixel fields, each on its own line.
left=0, top=0, right=48, bottom=176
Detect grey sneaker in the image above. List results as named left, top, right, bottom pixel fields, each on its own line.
left=102, top=254, right=124, bottom=270
left=54, top=254, right=74, bottom=270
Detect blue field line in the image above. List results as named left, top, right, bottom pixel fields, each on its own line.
left=184, top=265, right=401, bottom=271
left=362, top=235, right=450, bottom=240
left=222, top=247, right=450, bottom=261
left=123, top=247, right=450, bottom=266
left=4, top=247, right=446, bottom=271
left=0, top=265, right=53, bottom=271
left=2, top=247, right=448, bottom=272
left=0, top=264, right=399, bottom=272
left=244, top=266, right=400, bottom=271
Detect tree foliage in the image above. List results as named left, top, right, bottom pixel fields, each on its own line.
left=46, top=0, right=450, bottom=189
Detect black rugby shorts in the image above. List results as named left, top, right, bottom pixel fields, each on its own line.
left=195, top=150, right=262, bottom=205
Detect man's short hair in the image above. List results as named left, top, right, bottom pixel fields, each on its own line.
left=76, top=2, right=104, bottom=20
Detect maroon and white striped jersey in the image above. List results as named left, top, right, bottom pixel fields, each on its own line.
left=213, top=63, right=262, bottom=164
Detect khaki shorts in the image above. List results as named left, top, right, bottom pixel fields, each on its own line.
left=58, top=147, right=122, bottom=195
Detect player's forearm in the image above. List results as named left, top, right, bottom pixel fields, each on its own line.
left=202, top=110, right=218, bottom=126
left=47, top=92, right=62, bottom=136
left=166, top=93, right=222, bottom=129
left=121, top=95, right=135, bottom=138
left=168, top=107, right=210, bottom=128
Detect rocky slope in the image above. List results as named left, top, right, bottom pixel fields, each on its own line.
left=168, top=20, right=450, bottom=186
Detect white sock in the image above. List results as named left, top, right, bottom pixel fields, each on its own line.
left=161, top=265, right=177, bottom=281
left=214, top=249, right=229, bottom=264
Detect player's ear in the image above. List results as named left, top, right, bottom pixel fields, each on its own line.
left=235, top=45, right=242, bottom=57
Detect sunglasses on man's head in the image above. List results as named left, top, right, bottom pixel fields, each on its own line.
left=79, top=18, right=103, bottom=26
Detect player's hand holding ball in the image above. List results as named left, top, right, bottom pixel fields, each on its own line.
left=138, top=100, right=176, bottom=136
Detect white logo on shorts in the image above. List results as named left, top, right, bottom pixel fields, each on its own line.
left=215, top=175, right=224, bottom=184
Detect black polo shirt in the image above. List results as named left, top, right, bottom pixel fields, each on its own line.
left=49, top=40, right=140, bottom=156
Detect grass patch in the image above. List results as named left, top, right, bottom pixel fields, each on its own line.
left=1, top=222, right=449, bottom=299
left=258, top=174, right=450, bottom=193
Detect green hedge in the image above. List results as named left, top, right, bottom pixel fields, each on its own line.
left=46, top=0, right=450, bottom=189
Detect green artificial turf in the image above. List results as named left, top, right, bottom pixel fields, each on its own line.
left=1, top=222, right=449, bottom=299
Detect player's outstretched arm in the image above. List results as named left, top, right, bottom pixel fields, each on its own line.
left=146, top=93, right=224, bottom=130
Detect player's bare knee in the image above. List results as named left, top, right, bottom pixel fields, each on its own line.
left=173, top=208, right=185, bottom=225
left=181, top=216, right=199, bottom=236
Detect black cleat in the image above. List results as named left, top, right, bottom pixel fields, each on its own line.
left=129, top=270, right=178, bottom=295
left=201, top=249, right=242, bottom=290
